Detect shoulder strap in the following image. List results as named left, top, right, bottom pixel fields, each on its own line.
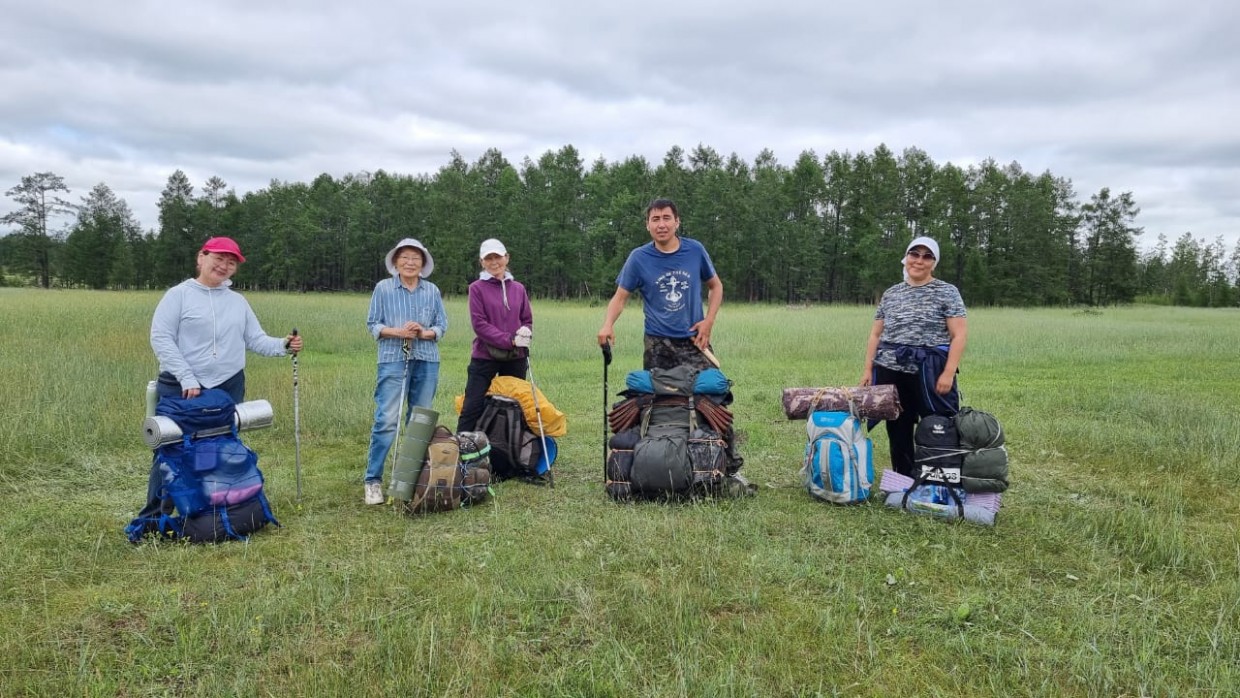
left=476, top=398, right=500, bottom=430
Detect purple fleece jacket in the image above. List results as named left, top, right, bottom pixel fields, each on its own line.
left=468, top=273, right=533, bottom=360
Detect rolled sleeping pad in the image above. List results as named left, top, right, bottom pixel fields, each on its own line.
left=141, top=399, right=275, bottom=448
left=388, top=406, right=439, bottom=502
left=234, top=399, right=275, bottom=431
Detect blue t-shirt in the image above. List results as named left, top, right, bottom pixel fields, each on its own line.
left=616, top=237, right=717, bottom=339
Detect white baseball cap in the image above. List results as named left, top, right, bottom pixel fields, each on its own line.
left=905, top=236, right=940, bottom=262
left=479, top=238, right=508, bottom=259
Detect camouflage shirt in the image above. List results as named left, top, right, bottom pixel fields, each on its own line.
left=874, top=279, right=967, bottom=372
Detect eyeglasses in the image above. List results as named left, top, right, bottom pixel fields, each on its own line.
left=204, top=252, right=239, bottom=267
left=396, top=254, right=423, bottom=264
left=906, top=251, right=936, bottom=261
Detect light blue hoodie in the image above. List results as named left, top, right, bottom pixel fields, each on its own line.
left=150, top=278, right=288, bottom=391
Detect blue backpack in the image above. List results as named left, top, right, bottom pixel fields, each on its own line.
left=126, top=389, right=279, bottom=543
left=801, top=410, right=874, bottom=504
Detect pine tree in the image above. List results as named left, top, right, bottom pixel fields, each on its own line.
left=1, top=172, right=75, bottom=287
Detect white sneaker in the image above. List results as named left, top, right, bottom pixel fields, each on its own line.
left=364, top=481, right=384, bottom=505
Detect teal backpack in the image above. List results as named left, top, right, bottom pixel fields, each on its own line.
left=802, top=411, right=874, bottom=504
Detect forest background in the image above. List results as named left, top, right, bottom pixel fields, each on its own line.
left=1, top=143, right=1236, bottom=307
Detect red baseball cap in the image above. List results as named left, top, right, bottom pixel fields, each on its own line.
left=201, top=237, right=246, bottom=263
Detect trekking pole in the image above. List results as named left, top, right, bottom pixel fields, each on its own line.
left=389, top=339, right=412, bottom=497
left=289, top=328, right=302, bottom=501
left=525, top=353, right=554, bottom=489
left=601, top=341, right=612, bottom=480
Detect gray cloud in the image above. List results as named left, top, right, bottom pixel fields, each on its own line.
left=1, top=0, right=1237, bottom=248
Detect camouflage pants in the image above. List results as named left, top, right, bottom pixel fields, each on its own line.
left=643, top=335, right=715, bottom=371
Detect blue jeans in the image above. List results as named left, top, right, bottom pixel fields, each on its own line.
left=365, top=359, right=439, bottom=482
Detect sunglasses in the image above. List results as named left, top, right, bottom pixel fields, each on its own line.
left=906, top=251, right=936, bottom=261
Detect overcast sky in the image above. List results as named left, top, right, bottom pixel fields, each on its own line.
left=2, top=1, right=1237, bottom=251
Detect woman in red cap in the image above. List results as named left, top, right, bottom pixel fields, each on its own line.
left=150, top=236, right=302, bottom=403
left=139, top=237, right=303, bottom=523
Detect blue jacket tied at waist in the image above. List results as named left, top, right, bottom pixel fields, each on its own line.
left=880, top=341, right=959, bottom=417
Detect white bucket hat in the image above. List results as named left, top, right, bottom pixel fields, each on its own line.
left=385, top=238, right=434, bottom=277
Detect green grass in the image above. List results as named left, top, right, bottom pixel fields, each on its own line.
left=1, top=288, right=1238, bottom=697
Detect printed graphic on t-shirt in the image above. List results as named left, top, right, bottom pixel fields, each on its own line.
left=656, top=270, right=691, bottom=312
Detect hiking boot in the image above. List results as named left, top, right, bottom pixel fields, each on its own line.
left=364, top=481, right=384, bottom=505
left=717, top=474, right=757, bottom=498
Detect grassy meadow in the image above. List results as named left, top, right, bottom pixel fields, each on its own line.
left=0, top=287, right=1237, bottom=697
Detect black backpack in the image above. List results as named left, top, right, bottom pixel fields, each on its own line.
left=913, top=414, right=964, bottom=484
left=475, top=395, right=545, bottom=481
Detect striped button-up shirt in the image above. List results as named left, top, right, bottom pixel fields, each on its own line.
left=367, top=276, right=449, bottom=363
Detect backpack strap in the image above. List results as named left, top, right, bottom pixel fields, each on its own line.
left=257, top=491, right=281, bottom=528
left=218, top=506, right=243, bottom=540
left=843, top=389, right=868, bottom=435
left=217, top=491, right=280, bottom=542
left=807, top=388, right=828, bottom=415
left=159, top=513, right=184, bottom=538
left=476, top=399, right=494, bottom=429
left=505, top=404, right=526, bottom=466
left=125, top=513, right=183, bottom=542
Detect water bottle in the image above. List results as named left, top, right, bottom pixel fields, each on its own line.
left=145, top=380, right=158, bottom=417
left=906, top=484, right=966, bottom=507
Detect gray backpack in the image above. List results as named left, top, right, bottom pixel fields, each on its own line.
left=608, top=365, right=744, bottom=500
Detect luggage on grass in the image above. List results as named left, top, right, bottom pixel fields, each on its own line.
left=913, top=408, right=1009, bottom=494
left=606, top=365, right=747, bottom=501
left=801, top=410, right=874, bottom=504
left=126, top=389, right=279, bottom=543
left=456, top=430, right=493, bottom=505
left=402, top=426, right=464, bottom=514
left=475, top=395, right=551, bottom=482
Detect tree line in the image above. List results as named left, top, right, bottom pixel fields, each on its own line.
left=2, top=144, right=1237, bottom=307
